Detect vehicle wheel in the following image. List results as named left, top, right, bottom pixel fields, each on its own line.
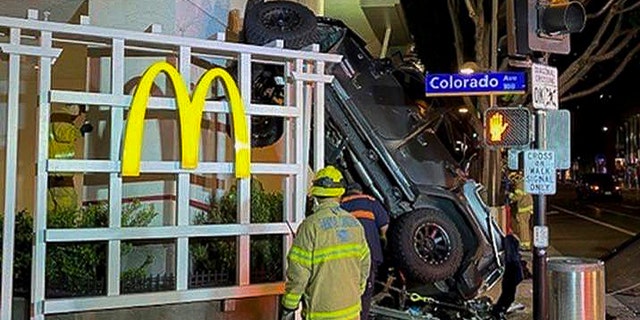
left=224, top=64, right=285, bottom=148
left=251, top=116, right=284, bottom=147
left=226, top=113, right=284, bottom=148
left=389, top=209, right=464, bottom=282
left=243, top=1, right=319, bottom=49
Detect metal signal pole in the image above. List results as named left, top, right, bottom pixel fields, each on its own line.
left=533, top=109, right=549, bottom=320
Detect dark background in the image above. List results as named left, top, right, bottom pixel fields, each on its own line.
left=400, top=0, right=640, bottom=169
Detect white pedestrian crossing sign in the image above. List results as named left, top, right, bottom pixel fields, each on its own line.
left=524, top=150, right=556, bottom=195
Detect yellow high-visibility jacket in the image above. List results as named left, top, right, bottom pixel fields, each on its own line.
left=509, top=180, right=533, bottom=215
left=49, top=122, right=81, bottom=158
left=283, top=200, right=371, bottom=320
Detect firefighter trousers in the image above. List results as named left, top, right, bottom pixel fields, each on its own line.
left=512, top=212, right=532, bottom=249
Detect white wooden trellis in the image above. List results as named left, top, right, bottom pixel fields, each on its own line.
left=0, top=10, right=340, bottom=320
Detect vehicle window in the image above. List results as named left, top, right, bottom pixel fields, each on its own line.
left=332, top=37, right=415, bottom=140
left=389, top=131, right=458, bottom=186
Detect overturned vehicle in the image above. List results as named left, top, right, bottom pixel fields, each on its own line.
left=240, top=1, right=506, bottom=318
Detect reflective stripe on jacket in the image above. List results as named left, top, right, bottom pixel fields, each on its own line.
left=283, top=200, right=371, bottom=320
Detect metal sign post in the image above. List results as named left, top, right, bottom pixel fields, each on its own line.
left=526, top=112, right=561, bottom=320
left=527, top=61, right=561, bottom=320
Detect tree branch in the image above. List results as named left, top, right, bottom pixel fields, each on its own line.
left=588, top=0, right=617, bottom=19
left=473, top=2, right=487, bottom=70
left=594, top=16, right=624, bottom=56
left=561, top=41, right=640, bottom=102
left=447, top=0, right=465, bottom=69
left=447, top=0, right=474, bottom=108
left=560, top=14, right=624, bottom=95
left=559, top=8, right=619, bottom=94
left=465, top=0, right=478, bottom=22
left=498, top=56, right=509, bottom=71
left=483, top=27, right=491, bottom=66
left=591, top=27, right=640, bottom=62
left=497, top=1, right=507, bottom=21
left=616, top=0, right=640, bottom=14
left=472, top=1, right=490, bottom=111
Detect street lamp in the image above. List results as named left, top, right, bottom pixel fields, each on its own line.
left=459, top=61, right=479, bottom=74
left=458, top=107, right=470, bottom=114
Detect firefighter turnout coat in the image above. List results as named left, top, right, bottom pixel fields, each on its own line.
left=282, top=200, right=371, bottom=320
left=509, top=180, right=533, bottom=215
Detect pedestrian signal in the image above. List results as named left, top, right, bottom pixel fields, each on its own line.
left=484, top=107, right=531, bottom=148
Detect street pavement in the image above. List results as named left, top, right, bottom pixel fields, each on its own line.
left=494, top=183, right=640, bottom=319
left=497, top=249, right=638, bottom=320
left=482, top=247, right=638, bottom=319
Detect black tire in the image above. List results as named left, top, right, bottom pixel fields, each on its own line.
left=243, top=1, right=319, bottom=49
left=251, top=116, right=284, bottom=147
left=226, top=114, right=284, bottom=148
left=224, top=64, right=285, bottom=148
left=389, top=209, right=464, bottom=282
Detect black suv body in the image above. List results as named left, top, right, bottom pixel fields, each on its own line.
left=320, top=20, right=504, bottom=301
left=241, top=0, right=505, bottom=307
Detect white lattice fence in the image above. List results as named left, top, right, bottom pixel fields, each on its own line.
left=0, top=10, right=340, bottom=320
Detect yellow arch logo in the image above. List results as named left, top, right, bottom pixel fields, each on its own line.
left=121, top=61, right=250, bottom=178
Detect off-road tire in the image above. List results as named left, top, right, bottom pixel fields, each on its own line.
left=389, top=209, right=464, bottom=282
left=224, top=63, right=285, bottom=148
left=250, top=116, right=284, bottom=147
left=244, top=1, right=319, bottom=49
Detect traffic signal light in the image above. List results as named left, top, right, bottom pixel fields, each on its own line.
left=507, top=0, right=587, bottom=55
left=484, top=107, right=531, bottom=148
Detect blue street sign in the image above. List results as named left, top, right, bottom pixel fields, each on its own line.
left=425, top=72, right=527, bottom=96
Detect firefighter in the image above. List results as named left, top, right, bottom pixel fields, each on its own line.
left=508, top=172, right=533, bottom=250
left=341, top=182, right=390, bottom=320
left=281, top=166, right=371, bottom=320
left=48, top=105, right=83, bottom=211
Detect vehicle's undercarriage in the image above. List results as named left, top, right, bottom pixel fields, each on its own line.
left=239, top=1, right=507, bottom=318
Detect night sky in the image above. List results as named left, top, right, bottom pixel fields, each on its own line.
left=401, top=0, right=640, bottom=168
left=553, top=4, right=640, bottom=165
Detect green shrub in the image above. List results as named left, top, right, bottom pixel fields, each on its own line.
left=191, top=180, right=284, bottom=282
left=46, top=200, right=158, bottom=296
left=0, top=210, right=33, bottom=294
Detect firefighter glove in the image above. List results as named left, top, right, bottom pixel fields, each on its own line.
left=279, top=306, right=296, bottom=320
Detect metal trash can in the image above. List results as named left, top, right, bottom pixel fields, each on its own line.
left=548, top=257, right=605, bottom=320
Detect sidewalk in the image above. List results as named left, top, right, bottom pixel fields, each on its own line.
left=483, top=246, right=638, bottom=319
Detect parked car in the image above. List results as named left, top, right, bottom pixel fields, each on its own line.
left=239, top=1, right=504, bottom=318
left=576, top=173, right=623, bottom=201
